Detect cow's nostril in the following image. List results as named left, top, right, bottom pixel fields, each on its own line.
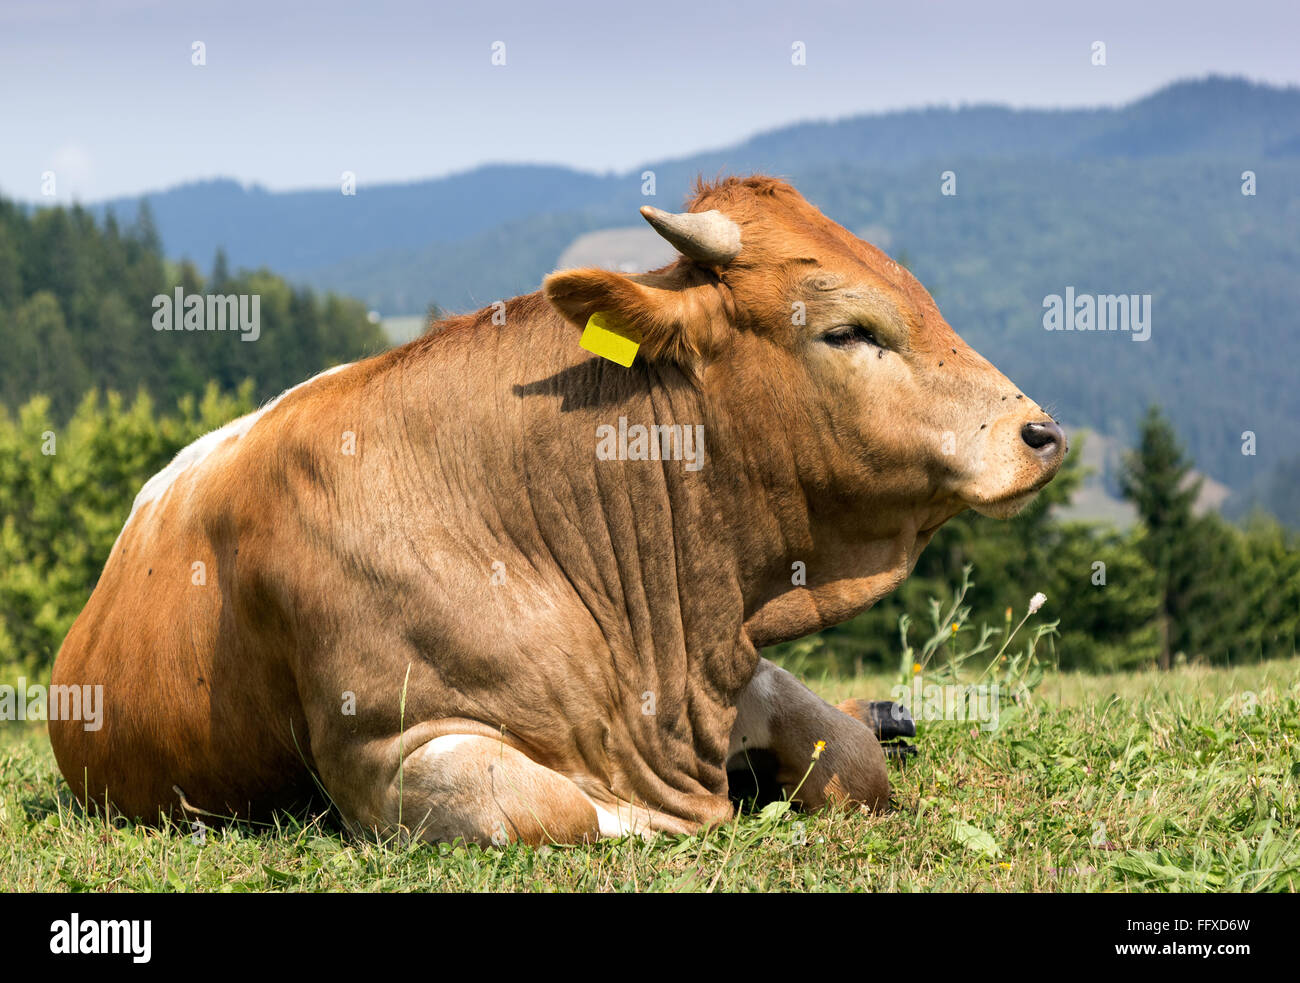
left=1021, top=421, right=1063, bottom=451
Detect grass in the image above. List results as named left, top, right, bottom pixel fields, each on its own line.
left=2, top=656, right=1297, bottom=892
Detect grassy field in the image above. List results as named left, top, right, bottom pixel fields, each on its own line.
left=1, top=658, right=1297, bottom=892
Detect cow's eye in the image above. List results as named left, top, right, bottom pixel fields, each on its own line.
left=821, top=324, right=880, bottom=349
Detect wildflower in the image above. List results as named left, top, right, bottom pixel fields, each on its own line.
left=812, top=740, right=826, bottom=760
left=912, top=662, right=922, bottom=675
left=951, top=622, right=960, bottom=633
left=998, top=862, right=1012, bottom=870
left=1004, top=607, right=1012, bottom=620
left=1028, top=592, right=1047, bottom=615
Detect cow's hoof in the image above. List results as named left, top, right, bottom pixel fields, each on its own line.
left=882, top=739, right=917, bottom=760
left=840, top=699, right=916, bottom=740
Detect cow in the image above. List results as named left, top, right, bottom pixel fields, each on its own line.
left=49, top=175, right=1065, bottom=846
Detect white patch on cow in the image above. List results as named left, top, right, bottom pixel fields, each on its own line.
left=727, top=661, right=777, bottom=760
left=424, top=734, right=478, bottom=756
left=592, top=802, right=630, bottom=838
left=122, top=363, right=353, bottom=527
left=583, top=796, right=657, bottom=839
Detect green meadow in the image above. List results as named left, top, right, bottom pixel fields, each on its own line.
left=3, top=657, right=1295, bottom=893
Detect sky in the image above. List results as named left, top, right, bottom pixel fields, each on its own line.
left=3, top=0, right=1298, bottom=202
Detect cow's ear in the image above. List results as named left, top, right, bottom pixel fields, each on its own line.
left=542, top=264, right=730, bottom=365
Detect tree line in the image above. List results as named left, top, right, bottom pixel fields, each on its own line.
left=0, top=195, right=387, bottom=421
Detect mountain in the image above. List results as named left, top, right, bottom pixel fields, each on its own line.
left=69, top=76, right=1300, bottom=512
left=89, top=164, right=622, bottom=281
left=87, top=76, right=1300, bottom=286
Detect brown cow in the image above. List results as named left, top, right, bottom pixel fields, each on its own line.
left=49, top=176, right=1065, bottom=845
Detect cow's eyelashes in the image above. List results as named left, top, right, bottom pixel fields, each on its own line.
left=821, top=324, right=882, bottom=349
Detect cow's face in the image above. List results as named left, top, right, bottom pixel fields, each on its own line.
left=544, top=176, right=1065, bottom=540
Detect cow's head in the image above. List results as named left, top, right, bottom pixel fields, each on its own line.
left=544, top=176, right=1065, bottom=543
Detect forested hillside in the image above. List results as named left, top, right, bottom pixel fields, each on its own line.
left=0, top=198, right=388, bottom=420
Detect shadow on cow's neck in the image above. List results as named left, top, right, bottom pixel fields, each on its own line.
left=510, top=357, right=701, bottom=414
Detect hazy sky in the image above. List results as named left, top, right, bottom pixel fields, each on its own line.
left=3, top=0, right=1297, bottom=201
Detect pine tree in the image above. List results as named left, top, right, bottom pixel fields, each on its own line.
left=1119, top=406, right=1200, bottom=669
left=131, top=198, right=162, bottom=256
left=211, top=248, right=230, bottom=291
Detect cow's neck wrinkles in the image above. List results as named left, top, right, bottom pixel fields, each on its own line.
left=386, top=317, right=761, bottom=814
left=390, top=314, right=952, bottom=659
left=380, top=309, right=941, bottom=814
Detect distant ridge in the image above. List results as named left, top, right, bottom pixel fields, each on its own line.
left=34, top=76, right=1300, bottom=514
left=74, top=76, right=1299, bottom=282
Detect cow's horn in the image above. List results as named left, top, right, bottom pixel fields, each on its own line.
left=640, top=206, right=742, bottom=265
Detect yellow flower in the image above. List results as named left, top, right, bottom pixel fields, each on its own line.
left=812, top=740, right=826, bottom=760
left=998, top=862, right=1012, bottom=870
left=1005, top=607, right=1013, bottom=620
left=912, top=662, right=922, bottom=675
left=950, top=622, right=960, bottom=633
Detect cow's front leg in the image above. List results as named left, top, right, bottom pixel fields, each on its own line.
left=331, top=726, right=603, bottom=847
left=725, top=659, right=897, bottom=812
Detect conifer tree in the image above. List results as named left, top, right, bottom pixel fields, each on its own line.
left=1120, top=406, right=1200, bottom=669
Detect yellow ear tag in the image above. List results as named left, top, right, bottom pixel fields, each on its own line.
left=580, top=312, right=641, bottom=367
